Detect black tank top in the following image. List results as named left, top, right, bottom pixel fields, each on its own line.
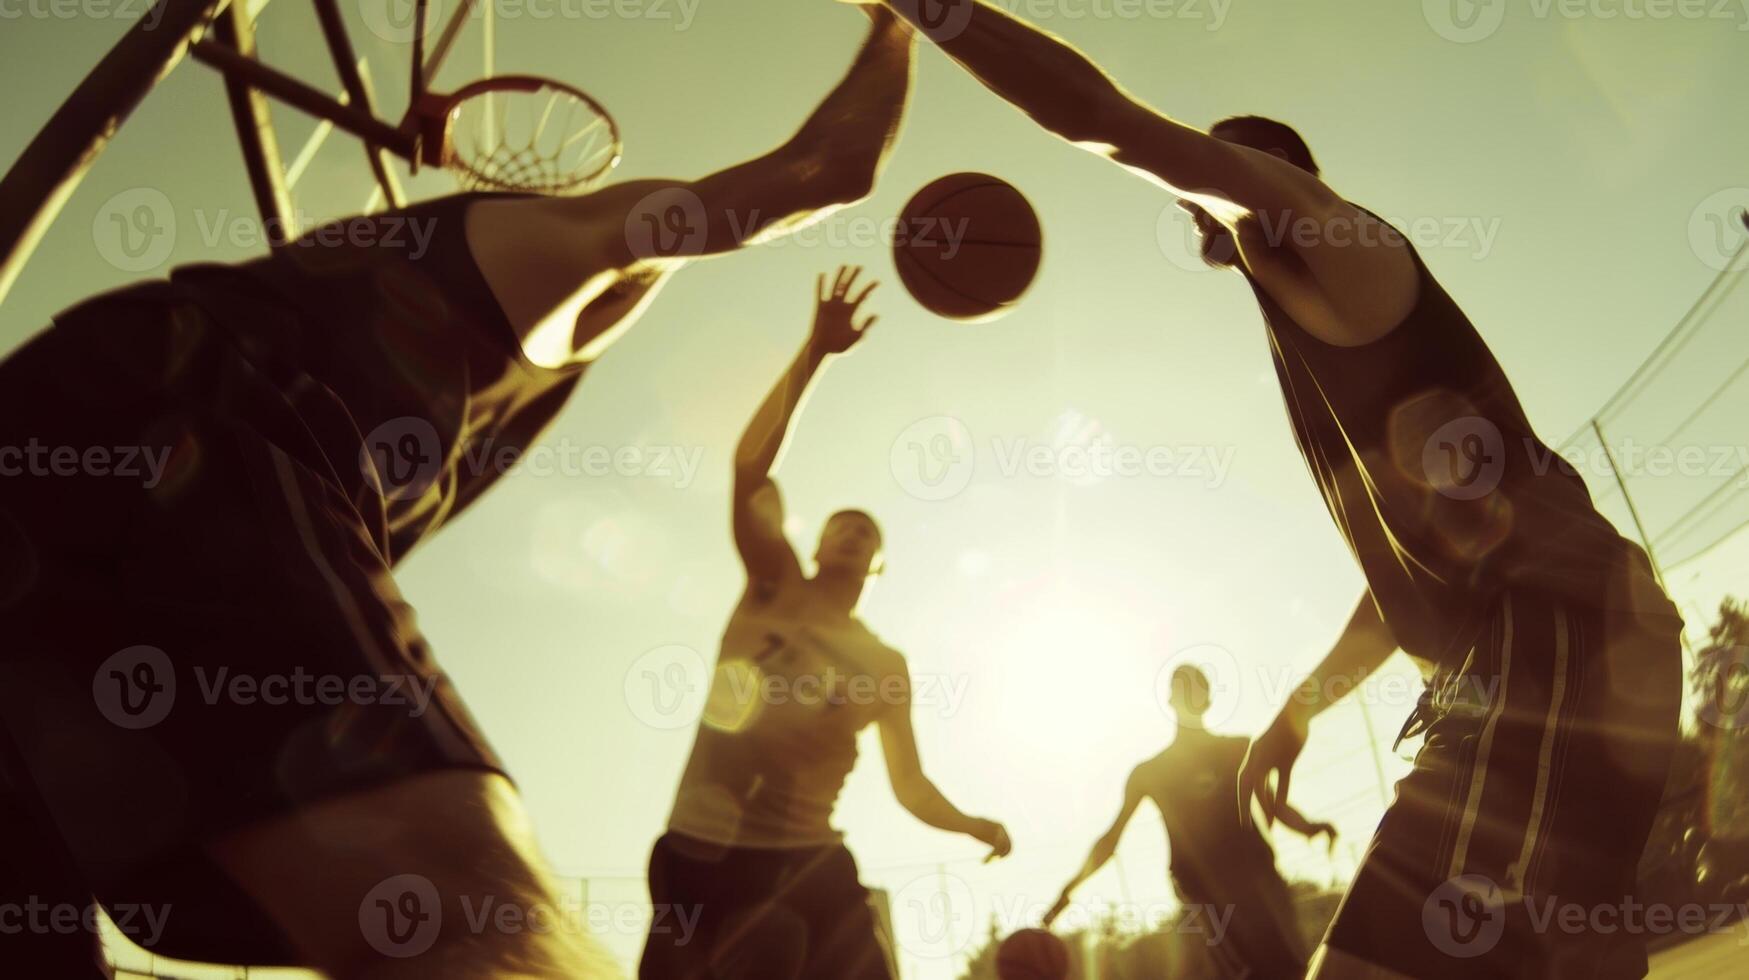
left=1243, top=214, right=1675, bottom=664
left=167, top=193, right=585, bottom=566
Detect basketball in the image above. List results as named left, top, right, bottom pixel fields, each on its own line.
left=995, top=927, right=1070, bottom=980
left=893, top=172, right=1043, bottom=321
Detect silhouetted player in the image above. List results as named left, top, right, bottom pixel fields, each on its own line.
left=1046, top=666, right=1335, bottom=978
left=641, top=267, right=1011, bottom=979
left=0, top=10, right=914, bottom=976
left=862, top=1, right=1685, bottom=977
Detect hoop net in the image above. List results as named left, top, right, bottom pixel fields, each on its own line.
left=442, top=82, right=621, bottom=195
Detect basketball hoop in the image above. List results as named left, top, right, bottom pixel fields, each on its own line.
left=411, top=76, right=623, bottom=196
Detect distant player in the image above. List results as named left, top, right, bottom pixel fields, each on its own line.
left=857, top=1, right=1686, bottom=976
left=0, top=10, right=913, bottom=976
left=1045, top=665, right=1335, bottom=978
left=641, top=267, right=1012, bottom=979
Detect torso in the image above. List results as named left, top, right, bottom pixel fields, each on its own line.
left=1235, top=205, right=1674, bottom=663
left=1137, top=734, right=1275, bottom=898
left=667, top=585, right=907, bottom=849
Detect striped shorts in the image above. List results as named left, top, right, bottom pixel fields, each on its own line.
left=1324, top=590, right=1682, bottom=980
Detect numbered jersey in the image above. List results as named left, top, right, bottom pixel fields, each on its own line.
left=668, top=600, right=906, bottom=848
left=1244, top=209, right=1676, bottom=665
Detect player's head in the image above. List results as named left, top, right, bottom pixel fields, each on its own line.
left=1167, top=665, right=1213, bottom=721
left=1211, top=116, right=1319, bottom=176
left=815, top=509, right=884, bottom=578
left=1180, top=116, right=1320, bottom=269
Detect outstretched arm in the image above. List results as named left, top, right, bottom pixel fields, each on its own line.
left=732, top=267, right=879, bottom=584
left=612, top=7, right=915, bottom=265
left=860, top=0, right=1325, bottom=214
left=1239, top=593, right=1397, bottom=829
left=1044, top=770, right=1145, bottom=926
left=879, top=677, right=1011, bottom=860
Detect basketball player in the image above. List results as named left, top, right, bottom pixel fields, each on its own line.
left=640, top=266, right=1012, bottom=979
left=0, top=10, right=913, bottom=976
left=854, top=2, right=1685, bottom=976
left=1044, top=666, right=1336, bottom=978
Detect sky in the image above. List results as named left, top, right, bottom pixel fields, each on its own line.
left=4, top=1, right=1749, bottom=977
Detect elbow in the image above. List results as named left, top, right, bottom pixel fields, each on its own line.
left=784, top=137, right=881, bottom=212
left=891, top=776, right=928, bottom=815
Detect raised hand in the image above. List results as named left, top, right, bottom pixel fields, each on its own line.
left=972, top=817, right=1013, bottom=863
left=1237, top=706, right=1309, bottom=831
left=810, top=265, right=880, bottom=356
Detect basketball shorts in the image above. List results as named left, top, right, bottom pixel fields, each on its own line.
left=1323, top=589, right=1683, bottom=979
left=639, top=831, right=896, bottom=980
left=0, top=285, right=505, bottom=965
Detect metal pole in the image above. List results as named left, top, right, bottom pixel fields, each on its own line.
left=0, top=0, right=230, bottom=307
left=212, top=4, right=295, bottom=243
left=188, top=41, right=415, bottom=157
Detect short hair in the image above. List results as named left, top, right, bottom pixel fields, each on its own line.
left=825, top=508, right=882, bottom=540
left=1211, top=115, right=1319, bottom=176
left=1172, top=665, right=1211, bottom=693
